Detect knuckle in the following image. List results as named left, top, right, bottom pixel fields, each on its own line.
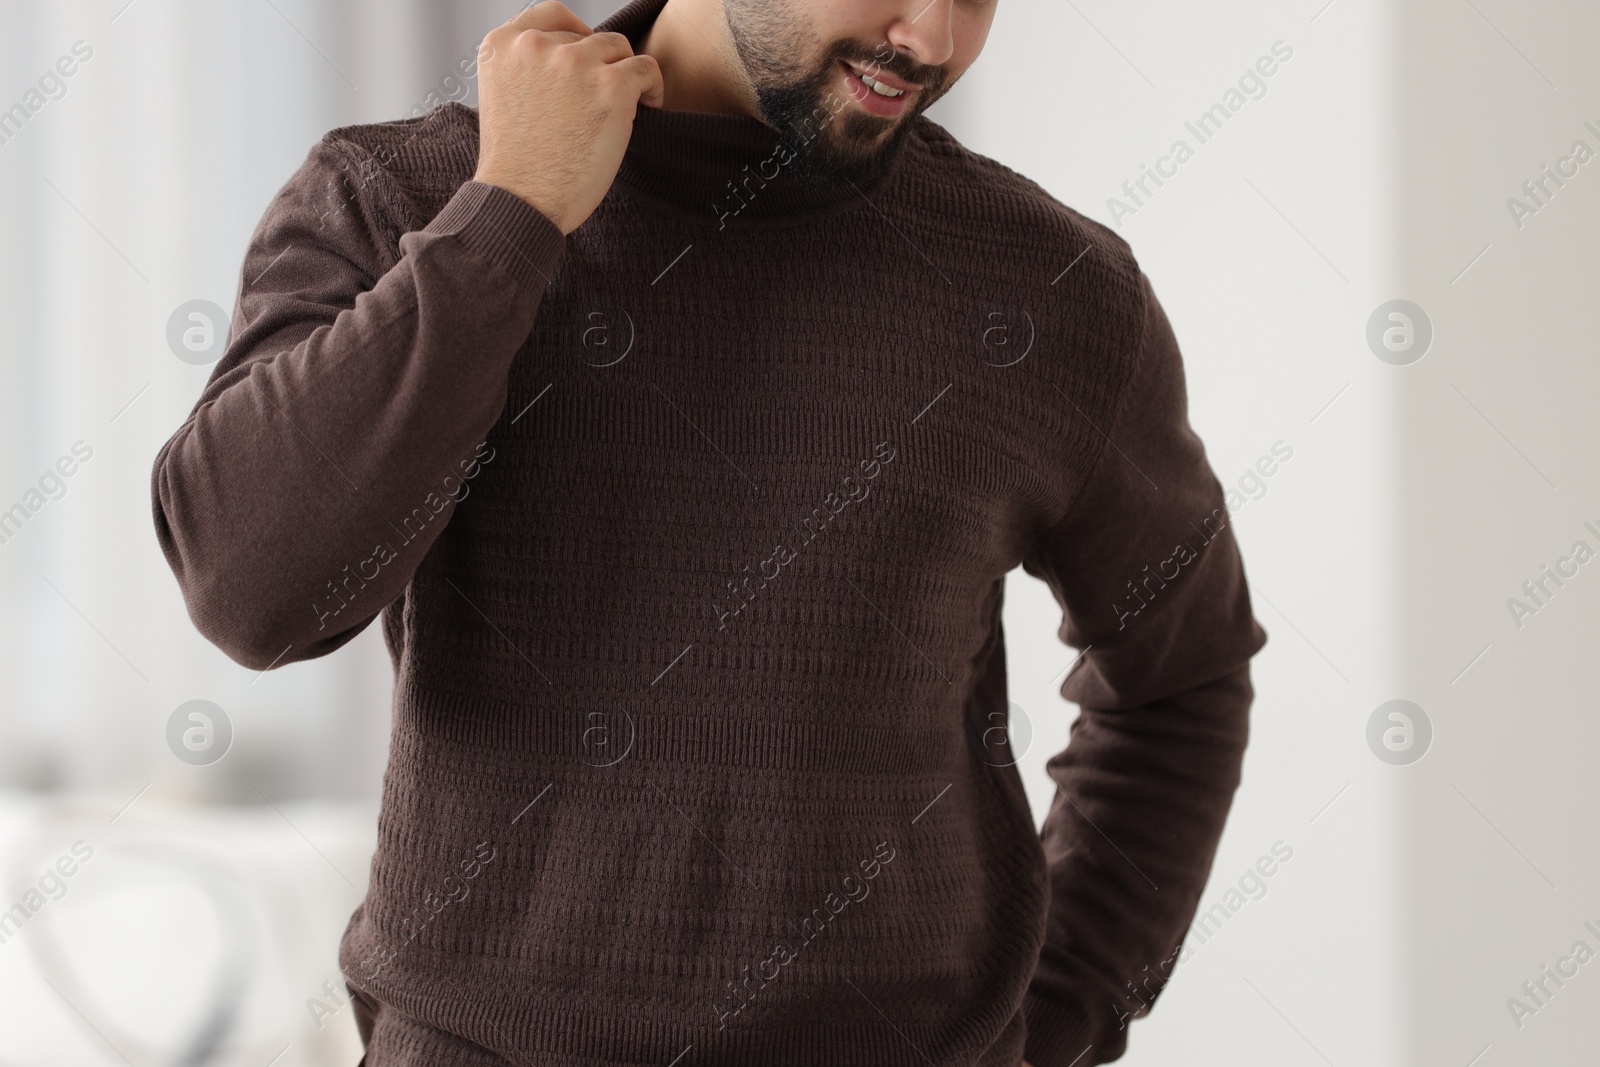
left=548, top=41, right=580, bottom=68
left=512, top=30, right=549, bottom=58
left=532, top=1, right=578, bottom=26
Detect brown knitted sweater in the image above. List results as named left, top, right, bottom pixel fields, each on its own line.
left=151, top=1, right=1266, bottom=1063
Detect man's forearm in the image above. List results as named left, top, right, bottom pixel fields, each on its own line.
left=1022, top=662, right=1254, bottom=1066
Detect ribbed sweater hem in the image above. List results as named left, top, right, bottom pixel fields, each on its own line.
left=348, top=967, right=1031, bottom=1067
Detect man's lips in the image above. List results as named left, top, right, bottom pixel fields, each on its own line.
left=841, top=59, right=921, bottom=96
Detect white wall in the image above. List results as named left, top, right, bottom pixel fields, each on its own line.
left=1393, top=1, right=1600, bottom=1063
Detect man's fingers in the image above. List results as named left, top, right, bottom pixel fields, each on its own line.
left=498, top=0, right=592, bottom=37
left=479, top=1, right=588, bottom=67
left=569, top=29, right=639, bottom=66
left=612, top=53, right=666, bottom=109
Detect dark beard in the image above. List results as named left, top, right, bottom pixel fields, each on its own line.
left=751, top=55, right=920, bottom=190
left=752, top=61, right=921, bottom=189
left=723, top=4, right=947, bottom=190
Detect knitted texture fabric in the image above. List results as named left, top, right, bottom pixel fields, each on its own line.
left=150, top=1, right=1267, bottom=1063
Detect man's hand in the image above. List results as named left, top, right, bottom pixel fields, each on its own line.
left=472, top=1, right=665, bottom=235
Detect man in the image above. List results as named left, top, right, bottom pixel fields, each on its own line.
left=151, top=0, right=1267, bottom=1064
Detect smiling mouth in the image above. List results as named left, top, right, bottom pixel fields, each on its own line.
left=841, top=60, right=918, bottom=99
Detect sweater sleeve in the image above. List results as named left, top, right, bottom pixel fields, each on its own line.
left=151, top=136, right=566, bottom=671
left=1017, top=271, right=1268, bottom=1066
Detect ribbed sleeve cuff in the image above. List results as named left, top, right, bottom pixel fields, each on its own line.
left=423, top=180, right=566, bottom=290
left=1022, top=990, right=1105, bottom=1067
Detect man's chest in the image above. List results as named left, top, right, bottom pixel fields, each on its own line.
left=475, top=230, right=1064, bottom=596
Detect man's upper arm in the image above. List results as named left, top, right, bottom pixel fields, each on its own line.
left=1022, top=270, right=1266, bottom=709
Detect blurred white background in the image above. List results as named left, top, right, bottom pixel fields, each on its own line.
left=1, top=0, right=1595, bottom=1064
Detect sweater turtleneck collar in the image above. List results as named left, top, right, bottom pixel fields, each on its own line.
left=597, top=0, right=913, bottom=223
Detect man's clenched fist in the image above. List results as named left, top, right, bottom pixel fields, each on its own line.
left=472, top=1, right=665, bottom=235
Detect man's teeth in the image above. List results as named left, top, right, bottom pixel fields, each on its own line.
left=854, top=69, right=906, bottom=98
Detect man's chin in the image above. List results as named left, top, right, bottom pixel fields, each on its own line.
left=786, top=144, right=883, bottom=189
left=783, top=123, right=909, bottom=190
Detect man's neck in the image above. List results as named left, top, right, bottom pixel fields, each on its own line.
left=637, top=0, right=758, bottom=118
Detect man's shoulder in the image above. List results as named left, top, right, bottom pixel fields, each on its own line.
left=907, top=118, right=1149, bottom=373
left=907, top=117, right=1140, bottom=289
left=313, top=102, right=482, bottom=231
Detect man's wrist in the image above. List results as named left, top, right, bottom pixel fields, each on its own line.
left=470, top=171, right=570, bottom=234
